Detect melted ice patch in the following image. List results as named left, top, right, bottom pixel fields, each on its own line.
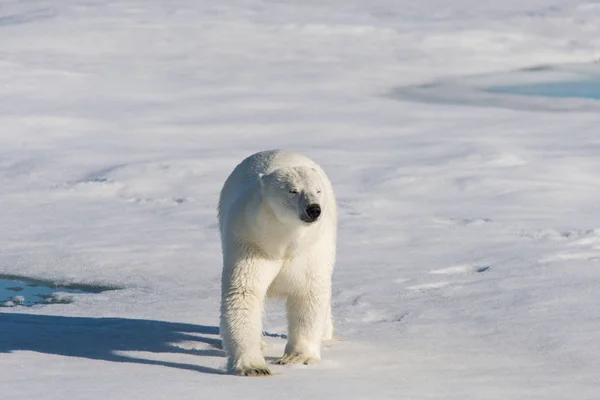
left=0, top=275, right=117, bottom=307
left=391, top=63, right=600, bottom=112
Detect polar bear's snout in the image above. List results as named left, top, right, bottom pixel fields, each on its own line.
left=302, top=203, right=322, bottom=223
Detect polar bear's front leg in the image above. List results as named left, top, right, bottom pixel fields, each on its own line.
left=276, top=286, right=331, bottom=365
left=221, top=255, right=280, bottom=376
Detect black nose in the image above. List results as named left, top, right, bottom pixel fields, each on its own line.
left=305, top=204, right=321, bottom=221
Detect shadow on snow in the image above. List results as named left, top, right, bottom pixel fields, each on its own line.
left=0, top=313, right=226, bottom=375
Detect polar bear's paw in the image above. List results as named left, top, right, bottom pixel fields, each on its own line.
left=234, top=365, right=272, bottom=377
left=274, top=352, right=320, bottom=365
left=229, top=356, right=272, bottom=376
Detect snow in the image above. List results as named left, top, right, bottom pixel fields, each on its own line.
left=1, top=0, right=600, bottom=398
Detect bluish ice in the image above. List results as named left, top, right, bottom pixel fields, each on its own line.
left=487, top=78, right=600, bottom=99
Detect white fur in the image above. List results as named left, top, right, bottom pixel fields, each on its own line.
left=218, top=149, right=337, bottom=376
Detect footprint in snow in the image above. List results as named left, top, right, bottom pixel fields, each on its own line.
left=429, top=264, right=490, bottom=275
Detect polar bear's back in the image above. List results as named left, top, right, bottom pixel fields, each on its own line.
left=218, top=150, right=332, bottom=229
left=230, top=149, right=320, bottom=177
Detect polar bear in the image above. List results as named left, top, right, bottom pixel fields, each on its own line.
left=218, top=149, right=337, bottom=376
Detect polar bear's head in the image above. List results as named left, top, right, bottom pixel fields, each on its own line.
left=259, top=166, right=325, bottom=225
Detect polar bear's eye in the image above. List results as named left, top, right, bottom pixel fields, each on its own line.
left=317, top=190, right=321, bottom=194
left=289, top=189, right=298, bottom=194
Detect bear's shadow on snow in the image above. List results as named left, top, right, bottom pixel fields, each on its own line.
left=0, top=313, right=227, bottom=375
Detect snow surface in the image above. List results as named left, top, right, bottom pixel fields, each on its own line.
left=2, top=0, right=600, bottom=398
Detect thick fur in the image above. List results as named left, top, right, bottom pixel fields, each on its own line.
left=218, top=150, right=337, bottom=376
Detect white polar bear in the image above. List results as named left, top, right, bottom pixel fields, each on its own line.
left=218, top=149, right=337, bottom=376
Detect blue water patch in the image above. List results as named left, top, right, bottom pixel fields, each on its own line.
left=390, top=63, right=600, bottom=112
left=487, top=79, right=600, bottom=100
left=0, top=275, right=116, bottom=307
